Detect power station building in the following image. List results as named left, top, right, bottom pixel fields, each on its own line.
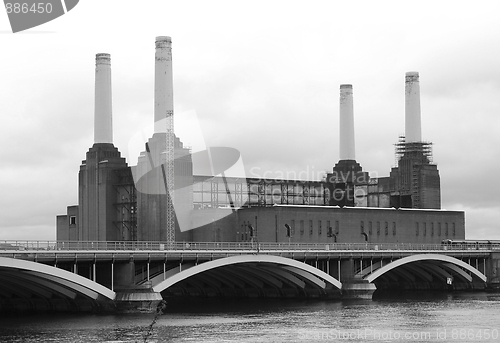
left=57, top=37, right=464, bottom=245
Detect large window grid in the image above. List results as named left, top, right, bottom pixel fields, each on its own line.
left=193, top=176, right=328, bottom=209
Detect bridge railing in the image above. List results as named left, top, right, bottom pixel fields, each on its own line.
left=1, top=240, right=498, bottom=252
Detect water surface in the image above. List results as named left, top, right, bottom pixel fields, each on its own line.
left=1, top=292, right=499, bottom=342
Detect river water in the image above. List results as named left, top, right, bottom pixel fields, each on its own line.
left=1, top=292, right=499, bottom=342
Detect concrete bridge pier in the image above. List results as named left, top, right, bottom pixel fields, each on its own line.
left=486, top=252, right=500, bottom=290
left=341, top=280, right=377, bottom=299
left=113, top=262, right=163, bottom=313
left=338, top=258, right=377, bottom=299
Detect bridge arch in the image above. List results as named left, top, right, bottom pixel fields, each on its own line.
left=0, top=257, right=116, bottom=308
left=152, top=255, right=342, bottom=297
left=363, top=254, right=487, bottom=285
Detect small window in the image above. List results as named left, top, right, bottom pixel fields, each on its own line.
left=309, top=220, right=313, bottom=235
left=377, top=221, right=380, bottom=235
left=392, top=222, right=396, bottom=236
left=416, top=222, right=419, bottom=236
left=385, top=222, right=388, bottom=236
left=431, top=222, right=434, bottom=236
left=445, top=223, right=449, bottom=236
left=335, top=221, right=340, bottom=235
left=438, top=222, right=441, bottom=237
left=368, top=221, right=372, bottom=235
left=452, top=223, right=456, bottom=236
left=360, top=221, right=365, bottom=233
left=300, top=220, right=304, bottom=235
left=318, top=220, right=322, bottom=235
left=423, top=222, right=427, bottom=236
left=69, top=216, right=76, bottom=225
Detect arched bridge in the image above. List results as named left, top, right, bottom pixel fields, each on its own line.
left=151, top=254, right=342, bottom=298
left=0, top=257, right=115, bottom=313
left=357, top=254, right=487, bottom=291
left=1, top=240, right=497, bottom=312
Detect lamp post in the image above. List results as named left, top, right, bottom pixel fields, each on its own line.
left=285, top=223, right=292, bottom=246
left=248, top=224, right=258, bottom=252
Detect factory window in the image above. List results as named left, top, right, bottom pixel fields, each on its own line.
left=431, top=222, right=434, bottom=236
left=438, top=222, right=441, bottom=236
left=392, top=222, right=396, bottom=236
left=318, top=220, right=322, bottom=235
left=445, top=223, right=449, bottom=236
left=69, top=216, right=76, bottom=226
left=423, top=222, right=427, bottom=236
left=385, top=222, right=388, bottom=236
left=309, top=220, right=313, bottom=235
left=360, top=221, right=364, bottom=233
left=452, top=223, right=456, bottom=236
left=300, top=220, right=304, bottom=235
left=335, top=221, right=340, bottom=235
left=368, top=221, right=372, bottom=235
left=326, top=220, right=330, bottom=233
left=416, top=222, right=419, bottom=236
left=377, top=222, right=380, bottom=235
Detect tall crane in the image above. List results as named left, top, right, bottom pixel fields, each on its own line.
left=164, top=111, right=175, bottom=247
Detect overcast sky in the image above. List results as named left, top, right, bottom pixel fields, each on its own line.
left=1, top=1, right=499, bottom=241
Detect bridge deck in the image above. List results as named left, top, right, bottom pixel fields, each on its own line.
left=1, top=241, right=494, bottom=262
left=2, top=240, right=498, bottom=251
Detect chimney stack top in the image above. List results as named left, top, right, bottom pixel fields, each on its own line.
left=405, top=71, right=419, bottom=82
left=155, top=36, right=172, bottom=49
left=404, top=71, right=422, bottom=143
left=94, top=53, right=113, bottom=144
left=96, top=53, right=110, bottom=65
left=156, top=36, right=171, bottom=42
left=339, top=83, right=356, bottom=160
left=154, top=35, right=174, bottom=134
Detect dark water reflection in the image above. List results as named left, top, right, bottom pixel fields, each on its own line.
left=1, top=292, right=500, bottom=342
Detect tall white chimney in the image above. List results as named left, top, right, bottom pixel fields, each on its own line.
left=405, top=71, right=422, bottom=143
left=94, top=53, right=113, bottom=143
left=339, top=84, right=356, bottom=160
left=154, top=36, right=173, bottom=133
